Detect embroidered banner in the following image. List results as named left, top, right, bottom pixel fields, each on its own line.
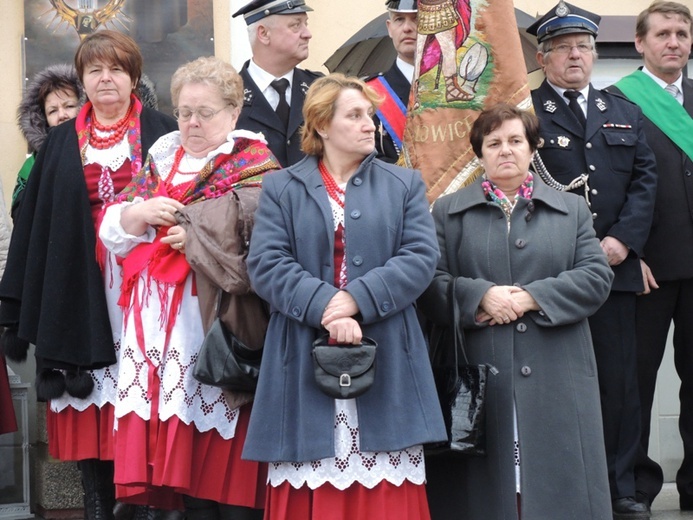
left=402, top=0, right=532, bottom=202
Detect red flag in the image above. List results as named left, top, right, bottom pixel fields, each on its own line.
left=403, top=0, right=532, bottom=202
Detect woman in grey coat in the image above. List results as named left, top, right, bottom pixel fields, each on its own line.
left=246, top=73, right=446, bottom=520
left=419, top=103, right=614, bottom=519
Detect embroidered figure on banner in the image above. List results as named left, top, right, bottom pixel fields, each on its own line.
left=412, top=0, right=495, bottom=110
left=44, top=0, right=129, bottom=39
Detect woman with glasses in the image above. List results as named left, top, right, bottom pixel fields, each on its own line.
left=0, top=31, right=176, bottom=520
left=100, top=56, right=280, bottom=518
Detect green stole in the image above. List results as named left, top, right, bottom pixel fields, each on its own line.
left=614, top=70, right=693, bottom=160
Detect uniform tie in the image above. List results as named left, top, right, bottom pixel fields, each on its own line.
left=271, top=78, right=290, bottom=129
left=563, top=90, right=586, bottom=127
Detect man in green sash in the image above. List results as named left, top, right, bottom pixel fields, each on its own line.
left=609, top=1, right=693, bottom=512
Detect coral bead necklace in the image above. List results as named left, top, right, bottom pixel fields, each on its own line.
left=89, top=103, right=134, bottom=150
left=318, top=160, right=346, bottom=208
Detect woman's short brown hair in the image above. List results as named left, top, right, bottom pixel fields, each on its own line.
left=301, top=73, right=382, bottom=157
left=469, top=103, right=541, bottom=158
left=170, top=56, right=244, bottom=109
left=74, top=30, right=142, bottom=88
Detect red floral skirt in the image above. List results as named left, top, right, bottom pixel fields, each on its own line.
left=113, top=403, right=266, bottom=510
left=46, top=403, right=115, bottom=461
left=265, top=480, right=432, bottom=520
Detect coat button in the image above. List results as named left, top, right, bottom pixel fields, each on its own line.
left=686, top=170, right=692, bottom=177
left=538, top=310, right=546, bottom=317
left=591, top=188, right=598, bottom=195
left=592, top=212, right=598, bottom=220
left=381, top=301, right=391, bottom=312
left=521, top=366, right=532, bottom=376
left=287, top=139, right=291, bottom=145
left=350, top=210, right=361, bottom=219
left=353, top=177, right=363, bottom=186
left=515, top=239, right=527, bottom=249
left=516, top=322, right=527, bottom=332
left=585, top=142, right=592, bottom=149
left=291, top=306, right=301, bottom=317
left=352, top=256, right=363, bottom=266
left=589, top=165, right=596, bottom=171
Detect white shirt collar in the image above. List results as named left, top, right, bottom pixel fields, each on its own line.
left=547, top=81, right=590, bottom=102
left=247, top=60, right=295, bottom=109
left=547, top=81, right=590, bottom=114
left=396, top=57, right=414, bottom=85
left=641, top=65, right=684, bottom=104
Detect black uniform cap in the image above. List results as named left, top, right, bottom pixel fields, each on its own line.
left=526, top=0, right=600, bottom=43
left=232, top=0, right=313, bottom=25
left=385, top=0, right=417, bottom=12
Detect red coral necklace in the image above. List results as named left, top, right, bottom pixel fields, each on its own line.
left=89, top=103, right=133, bottom=150
left=318, top=160, right=345, bottom=208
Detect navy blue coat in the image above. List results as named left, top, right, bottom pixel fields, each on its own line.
left=532, top=80, right=657, bottom=292
left=237, top=62, right=322, bottom=168
left=244, top=153, right=446, bottom=463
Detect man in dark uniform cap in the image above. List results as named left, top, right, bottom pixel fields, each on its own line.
left=528, top=2, right=657, bottom=518
left=232, top=0, right=322, bottom=167
left=367, top=0, right=417, bottom=163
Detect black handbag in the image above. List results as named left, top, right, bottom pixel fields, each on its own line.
left=193, top=290, right=262, bottom=392
left=426, top=278, right=490, bottom=457
left=312, top=334, right=377, bottom=399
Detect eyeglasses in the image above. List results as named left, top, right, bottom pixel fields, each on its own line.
left=547, top=43, right=594, bottom=55
left=173, top=104, right=231, bottom=122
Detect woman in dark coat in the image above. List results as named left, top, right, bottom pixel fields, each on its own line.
left=0, top=30, right=176, bottom=520
left=245, top=73, right=446, bottom=519
left=419, top=103, right=614, bottom=519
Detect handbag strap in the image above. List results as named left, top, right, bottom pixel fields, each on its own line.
left=448, top=278, right=469, bottom=366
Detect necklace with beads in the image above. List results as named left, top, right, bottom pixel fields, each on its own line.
left=89, top=103, right=134, bottom=150
left=318, top=160, right=346, bottom=208
left=164, top=146, right=214, bottom=185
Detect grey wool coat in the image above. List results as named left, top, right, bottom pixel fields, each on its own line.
left=244, top=153, right=447, bottom=463
left=419, top=177, right=614, bottom=520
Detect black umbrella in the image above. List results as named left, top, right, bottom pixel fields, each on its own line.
left=324, top=8, right=541, bottom=77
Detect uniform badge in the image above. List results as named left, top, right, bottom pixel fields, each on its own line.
left=557, top=135, right=570, bottom=148
left=544, top=100, right=557, bottom=113
left=595, top=97, right=607, bottom=112
left=300, top=82, right=310, bottom=96
left=555, top=1, right=570, bottom=17
left=243, top=88, right=253, bottom=105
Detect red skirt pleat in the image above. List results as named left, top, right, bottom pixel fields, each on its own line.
left=264, top=480, right=432, bottom=520
left=0, top=355, right=18, bottom=435
left=47, top=403, right=115, bottom=461
left=114, top=403, right=265, bottom=509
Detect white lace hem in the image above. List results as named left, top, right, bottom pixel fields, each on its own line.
left=268, top=399, right=426, bottom=490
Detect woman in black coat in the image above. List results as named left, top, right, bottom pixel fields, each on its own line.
left=0, top=30, right=176, bottom=520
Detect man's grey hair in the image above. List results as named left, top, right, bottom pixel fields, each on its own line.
left=537, top=34, right=598, bottom=60
left=247, top=15, right=279, bottom=47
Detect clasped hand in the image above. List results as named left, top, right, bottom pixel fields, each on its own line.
left=476, top=285, right=539, bottom=326
left=121, top=196, right=187, bottom=250
left=321, top=290, right=362, bottom=344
